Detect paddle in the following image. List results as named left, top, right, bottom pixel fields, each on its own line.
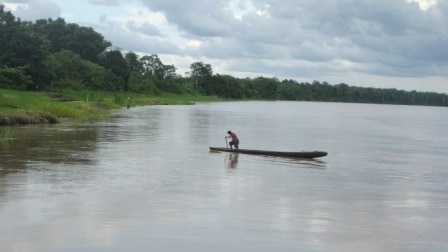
left=225, top=136, right=229, bottom=148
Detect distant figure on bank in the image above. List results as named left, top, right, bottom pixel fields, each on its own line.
left=226, top=130, right=239, bottom=149
left=127, top=97, right=132, bottom=109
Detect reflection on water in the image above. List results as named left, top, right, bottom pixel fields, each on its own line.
left=266, top=156, right=327, bottom=169
left=0, top=102, right=447, bottom=252
left=212, top=151, right=327, bottom=170
left=0, top=125, right=98, bottom=177
left=226, top=153, right=239, bottom=169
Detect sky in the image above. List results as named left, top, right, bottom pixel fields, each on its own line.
left=2, top=0, right=448, bottom=93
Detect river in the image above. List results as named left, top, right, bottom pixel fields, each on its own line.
left=1, top=101, right=447, bottom=252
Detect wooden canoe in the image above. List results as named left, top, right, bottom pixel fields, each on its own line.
left=209, top=147, right=327, bottom=159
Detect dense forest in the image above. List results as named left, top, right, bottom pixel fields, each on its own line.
left=1, top=5, right=447, bottom=107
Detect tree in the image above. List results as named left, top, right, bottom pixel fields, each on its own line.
left=67, top=24, right=111, bottom=63
left=140, top=54, right=176, bottom=79
left=252, top=77, right=279, bottom=100
left=44, top=50, right=107, bottom=90
left=190, top=61, right=212, bottom=92
left=124, top=52, right=142, bottom=74
left=0, top=67, right=32, bottom=90
left=0, top=5, right=17, bottom=64
left=211, top=74, right=243, bottom=98
left=33, top=18, right=111, bottom=63
left=0, top=6, right=50, bottom=89
left=163, top=64, right=177, bottom=79
left=100, top=50, right=129, bottom=90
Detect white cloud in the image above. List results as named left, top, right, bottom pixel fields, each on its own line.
left=3, top=0, right=60, bottom=20
left=185, top=40, right=203, bottom=49
left=409, top=0, right=438, bottom=10
left=3, top=2, right=25, bottom=11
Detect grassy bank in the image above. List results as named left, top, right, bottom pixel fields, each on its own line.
left=0, top=89, right=222, bottom=126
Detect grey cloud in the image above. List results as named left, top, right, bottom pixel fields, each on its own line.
left=139, top=1, right=397, bottom=58
left=212, top=0, right=446, bottom=78
left=139, top=0, right=236, bottom=37
left=126, top=21, right=162, bottom=37
left=96, top=17, right=179, bottom=54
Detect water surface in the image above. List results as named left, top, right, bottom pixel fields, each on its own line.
left=1, top=101, right=447, bottom=251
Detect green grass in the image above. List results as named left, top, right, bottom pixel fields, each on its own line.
left=53, top=89, right=222, bottom=106
left=0, top=89, right=109, bottom=123
left=0, top=88, right=224, bottom=125
left=136, top=92, right=223, bottom=105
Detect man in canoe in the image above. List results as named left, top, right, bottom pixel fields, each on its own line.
left=226, top=130, right=239, bottom=149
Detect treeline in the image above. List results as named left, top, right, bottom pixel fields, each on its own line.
left=1, top=5, right=447, bottom=107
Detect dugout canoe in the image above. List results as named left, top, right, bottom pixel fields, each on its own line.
left=209, top=147, right=327, bottom=159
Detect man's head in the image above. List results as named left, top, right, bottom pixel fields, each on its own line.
left=227, top=130, right=231, bottom=134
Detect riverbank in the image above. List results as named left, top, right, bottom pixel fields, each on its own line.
left=0, top=89, right=222, bottom=126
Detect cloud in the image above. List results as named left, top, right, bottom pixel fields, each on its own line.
left=3, top=0, right=61, bottom=20
left=409, top=0, right=438, bottom=10
left=126, top=21, right=162, bottom=37
left=95, top=15, right=180, bottom=55
left=140, top=0, right=237, bottom=37
left=88, top=0, right=120, bottom=6
left=2, top=0, right=29, bottom=4
left=179, top=1, right=447, bottom=78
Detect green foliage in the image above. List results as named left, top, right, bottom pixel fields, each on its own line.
left=252, top=77, right=279, bottom=100
left=190, top=61, right=213, bottom=92
left=0, top=6, right=50, bottom=89
left=141, top=54, right=166, bottom=79
left=207, top=74, right=244, bottom=98
left=44, top=50, right=107, bottom=90
left=100, top=50, right=130, bottom=89
left=0, top=67, right=32, bottom=90
left=33, top=18, right=111, bottom=63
